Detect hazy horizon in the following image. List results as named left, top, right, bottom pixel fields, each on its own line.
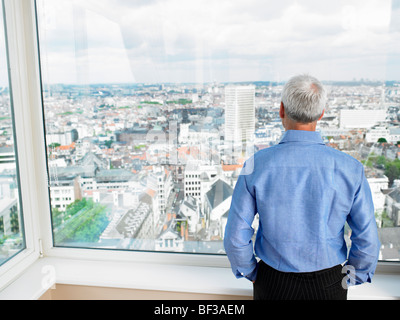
left=40, top=79, right=400, bottom=87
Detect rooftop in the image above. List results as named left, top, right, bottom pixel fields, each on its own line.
left=205, top=179, right=233, bottom=210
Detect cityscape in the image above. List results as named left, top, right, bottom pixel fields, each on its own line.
left=1, top=80, right=400, bottom=263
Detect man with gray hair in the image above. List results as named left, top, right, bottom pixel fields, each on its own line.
left=224, top=74, right=380, bottom=300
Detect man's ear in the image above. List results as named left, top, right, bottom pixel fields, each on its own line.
left=280, top=102, right=285, bottom=119
left=318, top=109, right=325, bottom=121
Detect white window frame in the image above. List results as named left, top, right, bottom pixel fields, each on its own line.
left=0, top=0, right=43, bottom=289
left=0, top=0, right=399, bottom=292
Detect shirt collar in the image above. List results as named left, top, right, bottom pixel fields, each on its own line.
left=279, top=130, right=325, bottom=145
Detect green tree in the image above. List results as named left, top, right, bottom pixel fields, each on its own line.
left=385, top=163, right=400, bottom=186
left=10, top=205, right=19, bottom=234
left=53, top=199, right=109, bottom=244
left=363, top=160, right=373, bottom=168
left=378, top=210, right=395, bottom=228
left=376, top=155, right=387, bottom=167
left=104, top=140, right=113, bottom=148
left=48, top=143, right=61, bottom=149
left=51, top=207, right=63, bottom=228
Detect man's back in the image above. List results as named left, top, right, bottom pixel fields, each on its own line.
left=247, top=130, right=368, bottom=273
left=225, top=130, right=380, bottom=285
left=224, top=75, right=380, bottom=300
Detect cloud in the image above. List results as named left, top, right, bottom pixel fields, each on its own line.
left=37, top=0, right=400, bottom=84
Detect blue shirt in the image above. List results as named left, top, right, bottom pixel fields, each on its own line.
left=224, top=130, right=380, bottom=285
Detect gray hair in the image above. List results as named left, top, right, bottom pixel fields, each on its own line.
left=281, top=74, right=327, bottom=123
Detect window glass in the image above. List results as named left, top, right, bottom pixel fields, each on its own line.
left=0, top=1, right=26, bottom=266
left=37, top=0, right=400, bottom=260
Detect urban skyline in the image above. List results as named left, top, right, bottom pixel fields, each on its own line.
left=22, top=81, right=400, bottom=255
left=2, top=79, right=400, bottom=263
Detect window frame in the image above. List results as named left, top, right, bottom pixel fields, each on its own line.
left=0, top=0, right=399, bottom=292
left=0, top=0, right=44, bottom=289
left=33, top=0, right=400, bottom=272
left=24, top=0, right=232, bottom=269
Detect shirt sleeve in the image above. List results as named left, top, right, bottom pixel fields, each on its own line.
left=224, top=162, right=258, bottom=282
left=346, top=166, right=381, bottom=286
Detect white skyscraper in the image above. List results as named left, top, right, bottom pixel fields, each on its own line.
left=224, top=85, right=255, bottom=146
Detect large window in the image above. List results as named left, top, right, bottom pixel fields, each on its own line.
left=0, top=1, right=25, bottom=266
left=36, top=0, right=400, bottom=260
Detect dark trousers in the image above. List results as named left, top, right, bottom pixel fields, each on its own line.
left=253, top=260, right=348, bottom=300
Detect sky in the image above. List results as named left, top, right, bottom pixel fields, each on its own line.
left=36, top=0, right=400, bottom=85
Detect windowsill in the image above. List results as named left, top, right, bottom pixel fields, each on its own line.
left=0, top=257, right=400, bottom=300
